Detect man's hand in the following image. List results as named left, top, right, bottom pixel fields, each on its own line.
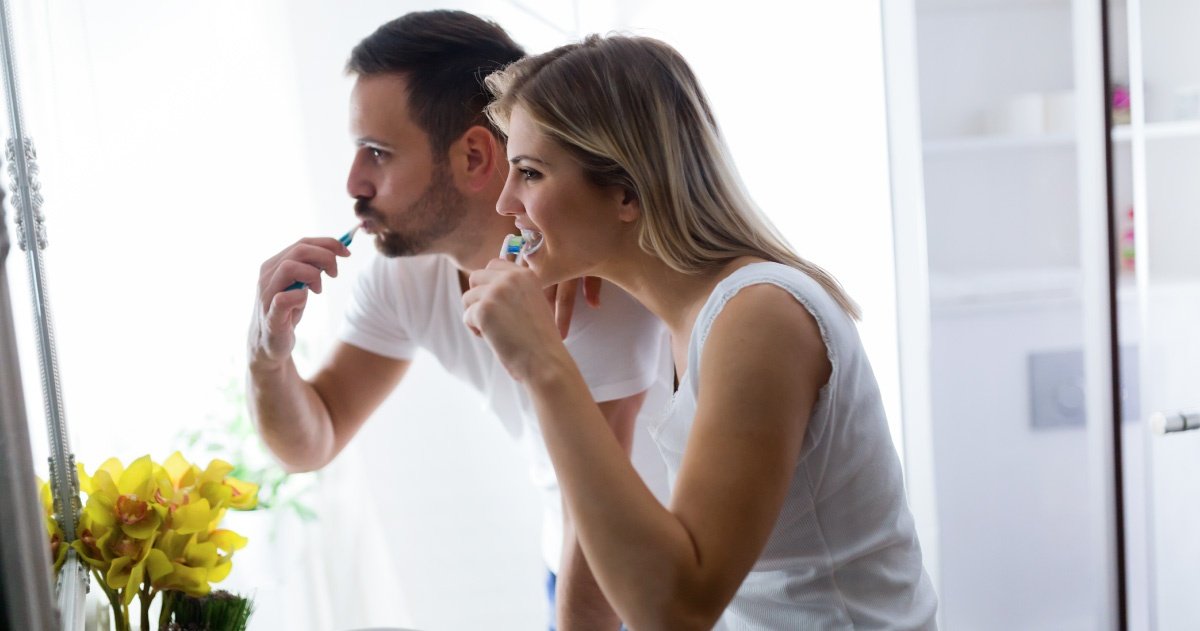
left=545, top=276, right=603, bottom=339
left=249, top=236, right=350, bottom=366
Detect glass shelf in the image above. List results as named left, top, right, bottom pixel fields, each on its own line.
left=923, top=132, right=1075, bottom=155
left=923, top=120, right=1200, bottom=156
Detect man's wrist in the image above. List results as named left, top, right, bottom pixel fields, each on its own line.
left=248, top=347, right=290, bottom=376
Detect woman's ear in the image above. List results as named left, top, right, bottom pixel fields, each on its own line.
left=616, top=187, right=641, bottom=223
left=453, top=125, right=500, bottom=192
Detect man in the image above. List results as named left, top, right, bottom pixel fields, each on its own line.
left=246, top=10, right=669, bottom=630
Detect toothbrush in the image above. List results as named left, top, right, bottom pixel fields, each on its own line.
left=499, top=234, right=526, bottom=264
left=285, top=225, right=360, bottom=291
left=499, top=230, right=543, bottom=264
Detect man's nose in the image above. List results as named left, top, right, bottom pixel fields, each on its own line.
left=346, top=154, right=375, bottom=199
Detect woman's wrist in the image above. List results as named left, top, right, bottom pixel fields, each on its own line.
left=524, top=344, right=583, bottom=392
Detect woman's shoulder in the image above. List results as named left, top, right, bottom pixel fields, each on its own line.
left=713, top=259, right=821, bottom=296
left=704, top=276, right=826, bottom=352
left=698, top=260, right=835, bottom=337
left=695, top=273, right=832, bottom=413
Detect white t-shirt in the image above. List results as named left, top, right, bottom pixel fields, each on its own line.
left=340, top=253, right=672, bottom=572
left=653, top=262, right=937, bottom=630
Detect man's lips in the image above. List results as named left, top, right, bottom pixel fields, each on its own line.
left=357, top=217, right=382, bottom=234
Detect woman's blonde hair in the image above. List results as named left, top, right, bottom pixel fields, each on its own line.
left=485, top=35, right=859, bottom=319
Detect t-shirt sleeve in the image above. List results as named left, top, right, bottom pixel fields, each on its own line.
left=338, top=255, right=418, bottom=361
left=562, top=283, right=668, bottom=403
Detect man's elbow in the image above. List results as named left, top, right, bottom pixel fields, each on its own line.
left=254, top=418, right=334, bottom=474
left=277, top=456, right=323, bottom=475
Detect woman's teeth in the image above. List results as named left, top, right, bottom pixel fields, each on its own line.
left=521, top=228, right=544, bottom=255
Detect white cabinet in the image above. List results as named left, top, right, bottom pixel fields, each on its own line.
left=884, top=0, right=1198, bottom=629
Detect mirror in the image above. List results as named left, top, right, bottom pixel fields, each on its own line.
left=2, top=2, right=900, bottom=629
left=0, top=148, right=58, bottom=631
left=0, top=0, right=87, bottom=628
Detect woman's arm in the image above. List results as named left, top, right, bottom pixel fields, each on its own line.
left=557, top=393, right=645, bottom=631
left=464, top=264, right=828, bottom=630
left=527, top=285, right=829, bottom=630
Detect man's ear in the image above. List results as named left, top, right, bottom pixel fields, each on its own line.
left=452, top=125, right=501, bottom=192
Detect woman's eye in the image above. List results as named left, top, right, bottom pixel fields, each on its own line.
left=368, top=147, right=386, bottom=159
left=518, top=167, right=541, bottom=181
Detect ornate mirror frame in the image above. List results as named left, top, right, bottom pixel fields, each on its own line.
left=0, top=0, right=88, bottom=627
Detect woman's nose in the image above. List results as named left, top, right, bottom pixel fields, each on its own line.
left=495, top=180, right=522, bottom=217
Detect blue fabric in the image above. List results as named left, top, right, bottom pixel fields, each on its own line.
left=546, top=570, right=629, bottom=631
left=546, top=571, right=557, bottom=631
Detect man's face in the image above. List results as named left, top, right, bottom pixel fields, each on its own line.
left=347, top=73, right=466, bottom=257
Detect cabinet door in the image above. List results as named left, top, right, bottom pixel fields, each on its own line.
left=1122, top=1, right=1200, bottom=628
left=1136, top=265, right=1200, bottom=631
left=885, top=0, right=1122, bottom=628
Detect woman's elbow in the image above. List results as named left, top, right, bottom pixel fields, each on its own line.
left=625, top=593, right=727, bottom=631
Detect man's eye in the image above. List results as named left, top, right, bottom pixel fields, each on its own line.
left=368, top=147, right=386, bottom=159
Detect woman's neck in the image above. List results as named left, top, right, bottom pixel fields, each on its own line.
left=601, top=246, right=760, bottom=342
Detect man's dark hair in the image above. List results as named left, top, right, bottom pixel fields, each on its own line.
left=347, top=10, right=526, bottom=158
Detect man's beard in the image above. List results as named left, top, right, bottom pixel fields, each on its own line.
left=357, top=164, right=467, bottom=258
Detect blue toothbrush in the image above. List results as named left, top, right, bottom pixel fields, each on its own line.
left=285, top=225, right=360, bottom=291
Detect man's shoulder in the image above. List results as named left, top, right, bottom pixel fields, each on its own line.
left=367, top=251, right=451, bottom=273
left=362, top=252, right=453, bottom=293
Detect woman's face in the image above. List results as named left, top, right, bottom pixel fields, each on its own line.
left=496, top=105, right=636, bottom=285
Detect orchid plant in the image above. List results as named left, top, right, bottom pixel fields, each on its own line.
left=41, top=452, right=259, bottom=631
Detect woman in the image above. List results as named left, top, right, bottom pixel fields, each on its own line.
left=462, top=35, right=937, bottom=630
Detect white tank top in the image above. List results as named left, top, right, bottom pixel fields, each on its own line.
left=648, top=262, right=938, bottom=630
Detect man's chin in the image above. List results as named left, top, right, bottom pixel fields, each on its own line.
left=375, top=233, right=428, bottom=258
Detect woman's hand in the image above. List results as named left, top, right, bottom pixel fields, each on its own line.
left=462, top=258, right=571, bottom=383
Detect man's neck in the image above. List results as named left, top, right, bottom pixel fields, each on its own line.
left=442, top=166, right=514, bottom=274
left=444, top=219, right=513, bottom=273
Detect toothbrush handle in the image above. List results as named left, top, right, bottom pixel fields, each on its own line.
left=285, top=228, right=357, bottom=292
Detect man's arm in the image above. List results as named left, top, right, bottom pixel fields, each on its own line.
left=248, top=342, right=409, bottom=472
left=247, top=236, right=409, bottom=472
left=556, top=391, right=646, bottom=631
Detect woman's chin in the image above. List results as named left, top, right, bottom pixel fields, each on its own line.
left=526, top=257, right=569, bottom=287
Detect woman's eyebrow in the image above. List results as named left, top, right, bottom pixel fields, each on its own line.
left=510, top=154, right=549, bottom=165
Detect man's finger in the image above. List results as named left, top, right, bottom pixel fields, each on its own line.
left=553, top=278, right=579, bottom=339
left=583, top=276, right=603, bottom=308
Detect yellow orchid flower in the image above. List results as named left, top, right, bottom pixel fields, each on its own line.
left=79, top=456, right=164, bottom=541
left=98, top=528, right=155, bottom=605
left=36, top=478, right=68, bottom=572
left=154, top=452, right=260, bottom=513
left=195, top=459, right=258, bottom=511
left=146, top=529, right=237, bottom=597
left=72, top=516, right=112, bottom=572
left=64, top=452, right=258, bottom=625
left=207, top=529, right=248, bottom=554
left=223, top=476, right=259, bottom=510
left=153, top=451, right=198, bottom=506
